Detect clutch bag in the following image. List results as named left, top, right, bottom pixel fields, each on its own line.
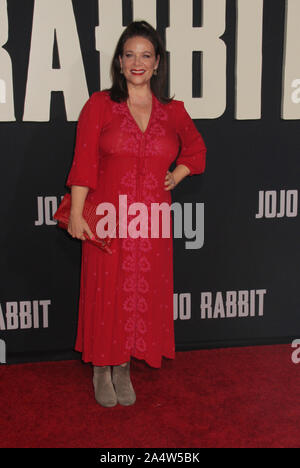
left=53, top=192, right=118, bottom=254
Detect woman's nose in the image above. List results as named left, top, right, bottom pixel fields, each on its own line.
left=133, top=55, right=142, bottom=66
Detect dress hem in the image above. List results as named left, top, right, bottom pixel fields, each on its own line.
left=74, top=346, right=176, bottom=369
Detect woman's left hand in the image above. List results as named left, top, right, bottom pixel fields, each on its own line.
left=164, top=170, right=177, bottom=191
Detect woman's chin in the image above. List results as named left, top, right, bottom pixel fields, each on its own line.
left=125, top=74, right=151, bottom=85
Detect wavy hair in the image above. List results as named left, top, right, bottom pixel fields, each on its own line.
left=104, top=20, right=173, bottom=104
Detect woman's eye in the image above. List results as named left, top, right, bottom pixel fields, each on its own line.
left=124, top=53, right=151, bottom=58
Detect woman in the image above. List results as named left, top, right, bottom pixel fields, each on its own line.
left=65, top=20, right=206, bottom=408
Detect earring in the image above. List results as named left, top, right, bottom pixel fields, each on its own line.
left=153, top=68, right=158, bottom=75
left=120, top=67, right=123, bottom=74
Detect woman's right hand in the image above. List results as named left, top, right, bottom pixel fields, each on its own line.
left=67, top=212, right=95, bottom=241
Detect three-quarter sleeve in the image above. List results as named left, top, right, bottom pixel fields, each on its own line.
left=175, top=101, right=207, bottom=176
left=66, top=91, right=105, bottom=192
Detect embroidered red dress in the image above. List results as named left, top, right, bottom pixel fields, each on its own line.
left=66, top=90, right=206, bottom=368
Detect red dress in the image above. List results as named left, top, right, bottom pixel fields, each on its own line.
left=66, top=90, right=206, bottom=368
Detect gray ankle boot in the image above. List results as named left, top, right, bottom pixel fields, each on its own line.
left=93, top=365, right=118, bottom=407
left=112, top=361, right=136, bottom=406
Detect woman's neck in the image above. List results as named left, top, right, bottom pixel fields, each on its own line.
left=127, top=83, right=152, bottom=104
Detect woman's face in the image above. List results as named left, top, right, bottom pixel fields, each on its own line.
left=119, top=36, right=160, bottom=88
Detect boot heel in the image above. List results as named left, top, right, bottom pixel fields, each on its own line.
left=112, top=361, right=136, bottom=406
left=93, top=365, right=118, bottom=407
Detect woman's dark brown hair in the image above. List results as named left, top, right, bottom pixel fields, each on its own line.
left=105, top=20, right=173, bottom=104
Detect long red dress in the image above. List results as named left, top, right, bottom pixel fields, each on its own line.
left=66, top=89, right=206, bottom=368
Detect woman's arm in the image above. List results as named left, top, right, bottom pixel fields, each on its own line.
left=68, top=185, right=94, bottom=241
left=164, top=164, right=190, bottom=190
left=70, top=185, right=89, bottom=216
left=65, top=92, right=107, bottom=241
left=165, top=100, right=206, bottom=191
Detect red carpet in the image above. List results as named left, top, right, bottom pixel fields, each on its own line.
left=0, top=344, right=300, bottom=448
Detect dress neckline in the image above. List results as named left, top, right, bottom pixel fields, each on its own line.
left=125, top=91, right=155, bottom=136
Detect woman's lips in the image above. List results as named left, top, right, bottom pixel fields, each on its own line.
left=131, top=70, right=145, bottom=75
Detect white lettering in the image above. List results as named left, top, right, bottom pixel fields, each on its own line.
left=235, top=0, right=263, bottom=119
left=23, top=0, right=89, bottom=121
left=282, top=0, right=300, bottom=119
left=200, top=289, right=266, bottom=319
left=0, top=300, right=51, bottom=330
left=0, top=0, right=15, bottom=120
left=255, top=190, right=298, bottom=218
left=166, top=0, right=226, bottom=119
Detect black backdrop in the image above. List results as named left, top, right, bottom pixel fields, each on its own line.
left=0, top=0, right=299, bottom=365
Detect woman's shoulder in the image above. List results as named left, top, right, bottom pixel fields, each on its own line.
left=164, top=97, right=185, bottom=112
left=163, top=98, right=186, bottom=127
left=169, top=97, right=184, bottom=105
left=163, top=98, right=196, bottom=131
left=88, top=89, right=111, bottom=104
left=77, top=91, right=111, bottom=121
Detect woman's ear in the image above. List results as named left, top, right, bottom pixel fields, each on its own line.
left=156, top=54, right=160, bottom=69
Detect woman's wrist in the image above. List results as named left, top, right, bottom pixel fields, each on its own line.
left=172, top=165, right=191, bottom=184
left=70, top=209, right=83, bottom=217
left=70, top=185, right=89, bottom=217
